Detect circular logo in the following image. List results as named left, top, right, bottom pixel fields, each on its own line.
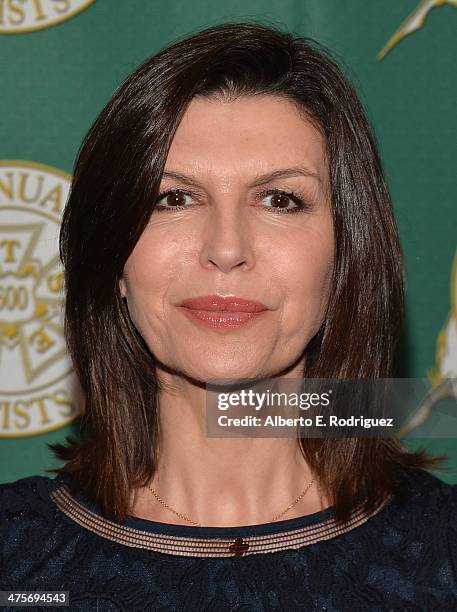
left=0, top=0, right=95, bottom=34
left=0, top=160, right=83, bottom=437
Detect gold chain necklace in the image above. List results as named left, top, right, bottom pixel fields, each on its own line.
left=147, top=478, right=314, bottom=527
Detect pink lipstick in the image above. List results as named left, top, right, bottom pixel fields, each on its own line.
left=177, top=295, right=270, bottom=329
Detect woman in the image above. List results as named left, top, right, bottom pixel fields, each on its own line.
left=1, top=21, right=456, bottom=611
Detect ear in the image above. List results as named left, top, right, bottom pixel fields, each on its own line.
left=119, top=277, right=127, bottom=298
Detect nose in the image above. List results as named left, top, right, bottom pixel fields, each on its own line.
left=199, top=200, right=254, bottom=274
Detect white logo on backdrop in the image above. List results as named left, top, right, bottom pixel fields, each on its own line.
left=0, top=160, right=83, bottom=437
left=0, top=0, right=95, bottom=34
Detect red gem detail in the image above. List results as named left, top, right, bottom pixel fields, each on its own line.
left=229, top=537, right=249, bottom=556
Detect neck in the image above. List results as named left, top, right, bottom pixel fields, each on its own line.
left=130, top=369, right=329, bottom=527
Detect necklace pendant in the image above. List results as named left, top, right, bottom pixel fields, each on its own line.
left=229, top=537, right=249, bottom=556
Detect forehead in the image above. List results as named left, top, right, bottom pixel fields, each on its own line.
left=165, top=95, right=327, bottom=180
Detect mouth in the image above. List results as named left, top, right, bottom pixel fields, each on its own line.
left=177, top=295, right=270, bottom=329
left=178, top=295, right=269, bottom=312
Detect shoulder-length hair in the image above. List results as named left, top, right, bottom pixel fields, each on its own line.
left=50, top=21, right=446, bottom=523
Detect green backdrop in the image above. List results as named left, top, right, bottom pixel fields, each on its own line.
left=1, top=0, right=456, bottom=483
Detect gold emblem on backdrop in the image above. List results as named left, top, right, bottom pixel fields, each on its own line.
left=378, top=0, right=457, bottom=59
left=0, top=160, right=83, bottom=437
left=0, top=0, right=95, bottom=34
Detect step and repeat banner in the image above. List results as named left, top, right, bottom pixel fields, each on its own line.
left=1, top=0, right=456, bottom=482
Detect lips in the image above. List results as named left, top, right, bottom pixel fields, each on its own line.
left=178, top=295, right=269, bottom=313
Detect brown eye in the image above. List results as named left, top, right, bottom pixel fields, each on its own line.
left=165, top=190, right=187, bottom=207
left=154, top=189, right=192, bottom=211
left=270, top=192, right=292, bottom=209
left=261, top=189, right=306, bottom=214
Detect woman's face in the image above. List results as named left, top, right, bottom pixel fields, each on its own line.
left=120, top=95, right=334, bottom=382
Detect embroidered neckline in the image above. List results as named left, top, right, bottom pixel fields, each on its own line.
left=50, top=482, right=392, bottom=558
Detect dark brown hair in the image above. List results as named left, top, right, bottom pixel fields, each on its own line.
left=49, top=21, right=447, bottom=523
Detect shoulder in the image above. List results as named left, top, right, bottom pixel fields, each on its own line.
left=0, top=474, right=63, bottom=544
left=395, top=465, right=456, bottom=506
left=389, top=466, right=457, bottom=522
left=0, top=474, right=68, bottom=586
left=362, top=467, right=457, bottom=556
left=388, top=467, right=457, bottom=561
left=0, top=474, right=59, bottom=517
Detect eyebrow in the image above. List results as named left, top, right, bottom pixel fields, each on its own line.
left=161, top=166, right=321, bottom=188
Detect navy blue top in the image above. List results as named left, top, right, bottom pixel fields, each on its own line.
left=1, top=467, right=457, bottom=611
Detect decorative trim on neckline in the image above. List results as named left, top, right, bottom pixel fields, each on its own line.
left=50, top=484, right=391, bottom=557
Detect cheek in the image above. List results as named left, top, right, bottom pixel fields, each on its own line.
left=122, top=232, right=180, bottom=323
left=125, top=226, right=184, bottom=286
left=278, top=225, right=334, bottom=327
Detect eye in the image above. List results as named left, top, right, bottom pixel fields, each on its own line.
left=153, top=187, right=311, bottom=214
left=259, top=189, right=309, bottom=214
left=154, top=189, right=193, bottom=211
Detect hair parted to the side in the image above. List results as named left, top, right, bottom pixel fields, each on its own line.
left=49, top=21, right=447, bottom=524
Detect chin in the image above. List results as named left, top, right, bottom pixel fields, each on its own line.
left=182, top=361, right=279, bottom=385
